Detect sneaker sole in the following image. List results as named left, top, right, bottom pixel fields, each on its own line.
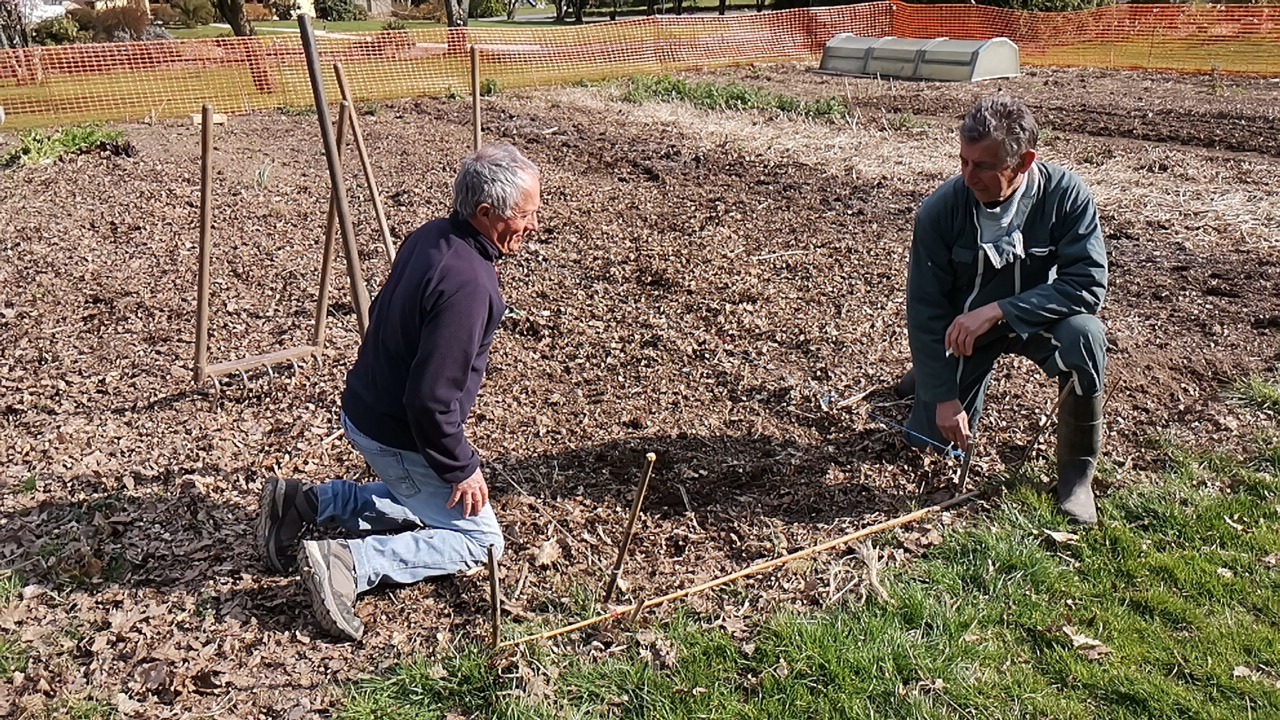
left=256, top=478, right=288, bottom=574
left=300, top=543, right=364, bottom=641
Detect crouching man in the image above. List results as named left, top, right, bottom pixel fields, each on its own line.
left=900, top=95, right=1108, bottom=524
left=257, top=144, right=542, bottom=639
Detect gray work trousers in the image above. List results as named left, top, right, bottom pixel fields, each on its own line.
left=905, top=314, right=1108, bottom=450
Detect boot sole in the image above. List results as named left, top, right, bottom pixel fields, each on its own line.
left=300, top=543, right=364, bottom=642
left=256, top=478, right=290, bottom=574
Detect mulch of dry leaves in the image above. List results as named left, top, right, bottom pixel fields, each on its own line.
left=1, top=64, right=1278, bottom=718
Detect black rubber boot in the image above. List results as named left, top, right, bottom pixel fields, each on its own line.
left=1056, top=380, right=1103, bottom=525
left=894, top=367, right=916, bottom=400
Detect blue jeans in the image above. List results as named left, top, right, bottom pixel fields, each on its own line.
left=313, top=414, right=504, bottom=594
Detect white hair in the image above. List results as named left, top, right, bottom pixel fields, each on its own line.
left=452, top=144, right=540, bottom=218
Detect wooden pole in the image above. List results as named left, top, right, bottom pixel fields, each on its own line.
left=332, top=62, right=396, bottom=263
left=470, top=45, right=481, bottom=152
left=497, top=492, right=979, bottom=649
left=194, top=103, right=214, bottom=384
left=298, top=13, right=370, bottom=336
left=311, top=101, right=350, bottom=351
left=488, top=544, right=501, bottom=649
left=602, top=452, right=657, bottom=606
left=1016, top=381, right=1074, bottom=471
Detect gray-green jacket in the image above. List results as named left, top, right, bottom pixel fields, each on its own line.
left=906, top=162, right=1108, bottom=403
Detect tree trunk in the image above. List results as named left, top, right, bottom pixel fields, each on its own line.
left=0, top=0, right=31, bottom=48
left=213, top=0, right=255, bottom=36
left=444, top=0, right=468, bottom=27
left=571, top=0, right=583, bottom=23
left=673, top=0, right=682, bottom=14
left=718, top=0, right=726, bottom=14
left=553, top=0, right=565, bottom=21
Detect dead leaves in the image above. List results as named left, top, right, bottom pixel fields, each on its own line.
left=1061, top=625, right=1113, bottom=662
left=532, top=538, right=561, bottom=567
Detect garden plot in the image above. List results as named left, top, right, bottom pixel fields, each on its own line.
left=0, top=65, right=1278, bottom=718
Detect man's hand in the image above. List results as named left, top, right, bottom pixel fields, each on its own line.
left=945, top=302, right=1004, bottom=357
left=935, top=399, right=971, bottom=452
left=447, top=468, right=490, bottom=517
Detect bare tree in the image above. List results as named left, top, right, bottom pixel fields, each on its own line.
left=212, top=0, right=254, bottom=35
left=443, top=0, right=467, bottom=26
left=0, top=0, right=30, bottom=49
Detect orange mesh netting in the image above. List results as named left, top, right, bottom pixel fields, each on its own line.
left=0, top=2, right=1276, bottom=129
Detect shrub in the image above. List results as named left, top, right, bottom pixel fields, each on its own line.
left=382, top=18, right=406, bottom=29
left=30, top=15, right=84, bottom=45
left=267, top=0, right=299, bottom=19
left=171, top=0, right=216, bottom=26
left=95, top=2, right=153, bottom=41
left=142, top=25, right=174, bottom=40
left=244, top=3, right=274, bottom=21
left=468, top=0, right=504, bottom=18
left=149, top=3, right=182, bottom=25
left=66, top=6, right=98, bottom=32
left=315, top=0, right=368, bottom=20
left=391, top=0, right=442, bottom=20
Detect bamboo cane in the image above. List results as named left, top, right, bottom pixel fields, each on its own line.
left=298, top=14, right=370, bottom=336
left=470, top=45, right=481, bottom=152
left=602, top=452, right=657, bottom=606
left=194, top=103, right=214, bottom=384
left=311, top=101, right=349, bottom=351
left=488, top=544, right=501, bottom=649
left=332, top=62, right=395, bottom=263
left=1017, top=380, right=1074, bottom=470
left=497, top=491, right=979, bottom=649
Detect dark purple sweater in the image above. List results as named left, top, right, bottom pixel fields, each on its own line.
left=341, top=214, right=505, bottom=484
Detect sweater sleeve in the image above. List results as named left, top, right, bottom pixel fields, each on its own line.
left=403, top=281, right=489, bottom=484
left=906, top=202, right=962, bottom=404
left=997, top=181, right=1108, bottom=336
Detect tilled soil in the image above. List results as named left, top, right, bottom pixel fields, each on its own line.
left=1, top=64, right=1279, bottom=718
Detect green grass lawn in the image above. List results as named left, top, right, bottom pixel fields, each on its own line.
left=338, top=381, right=1280, bottom=719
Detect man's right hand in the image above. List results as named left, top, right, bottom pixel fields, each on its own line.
left=447, top=468, right=490, bottom=517
left=935, top=399, right=971, bottom=452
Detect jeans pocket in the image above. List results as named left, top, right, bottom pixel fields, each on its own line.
left=365, top=448, right=422, bottom=500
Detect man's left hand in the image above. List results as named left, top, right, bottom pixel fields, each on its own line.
left=945, top=302, right=1005, bottom=357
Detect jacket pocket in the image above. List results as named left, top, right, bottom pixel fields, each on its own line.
left=951, top=246, right=977, bottom=264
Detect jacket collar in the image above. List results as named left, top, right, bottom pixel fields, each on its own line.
left=450, top=212, right=503, bottom=263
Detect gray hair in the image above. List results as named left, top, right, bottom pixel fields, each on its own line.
left=959, top=95, right=1038, bottom=167
left=452, top=143, right=540, bottom=218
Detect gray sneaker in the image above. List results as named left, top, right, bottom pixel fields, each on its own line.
left=257, top=477, right=318, bottom=574
left=298, top=539, right=364, bottom=641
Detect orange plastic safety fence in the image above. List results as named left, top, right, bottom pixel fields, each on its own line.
left=892, top=2, right=1280, bottom=75
left=0, top=2, right=1276, bottom=129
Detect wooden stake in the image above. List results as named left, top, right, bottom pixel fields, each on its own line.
left=498, top=492, right=978, bottom=649
left=602, top=452, right=657, bottom=606
left=1017, top=381, right=1074, bottom=470
left=332, top=62, right=395, bottom=263
left=194, top=103, right=214, bottom=384
left=488, top=544, right=501, bottom=649
left=298, top=14, right=370, bottom=336
left=627, top=597, right=647, bottom=624
left=311, top=100, right=349, bottom=351
left=470, top=44, right=481, bottom=152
